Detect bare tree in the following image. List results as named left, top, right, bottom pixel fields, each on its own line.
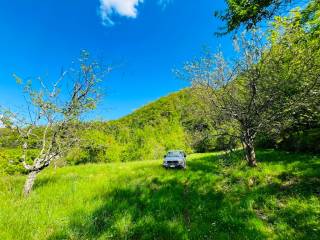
left=180, top=25, right=320, bottom=166
left=0, top=50, right=109, bottom=196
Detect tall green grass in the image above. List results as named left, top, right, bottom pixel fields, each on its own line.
left=0, top=150, right=319, bottom=239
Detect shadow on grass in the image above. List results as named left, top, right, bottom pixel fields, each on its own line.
left=48, top=150, right=320, bottom=240
left=257, top=150, right=320, bottom=197
left=187, top=150, right=244, bottom=174
left=187, top=154, right=221, bottom=174
left=33, top=176, right=58, bottom=190
left=257, top=149, right=319, bottom=164
left=48, top=175, right=268, bottom=239
left=239, top=150, right=320, bottom=239
left=247, top=177, right=320, bottom=239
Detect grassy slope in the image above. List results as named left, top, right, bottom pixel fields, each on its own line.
left=0, top=150, right=319, bottom=240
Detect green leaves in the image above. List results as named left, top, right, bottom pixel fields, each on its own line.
left=216, top=0, right=320, bottom=35
left=215, top=0, right=284, bottom=34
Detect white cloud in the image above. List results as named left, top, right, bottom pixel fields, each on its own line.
left=99, top=0, right=172, bottom=26
left=99, top=0, right=144, bottom=26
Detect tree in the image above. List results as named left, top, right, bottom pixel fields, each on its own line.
left=180, top=13, right=320, bottom=166
left=0, top=50, right=109, bottom=196
left=214, top=0, right=316, bottom=34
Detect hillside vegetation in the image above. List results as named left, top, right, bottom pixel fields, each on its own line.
left=1, top=83, right=319, bottom=174
left=0, top=90, right=188, bottom=173
left=1, top=150, right=319, bottom=239
left=0, top=88, right=235, bottom=173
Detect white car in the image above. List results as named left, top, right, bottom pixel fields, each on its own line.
left=163, top=150, right=186, bottom=169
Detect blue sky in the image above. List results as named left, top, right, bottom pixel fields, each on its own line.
left=0, top=0, right=233, bottom=120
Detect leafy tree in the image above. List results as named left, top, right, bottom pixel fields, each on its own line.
left=214, top=0, right=319, bottom=34
left=181, top=12, right=320, bottom=166
left=215, top=0, right=291, bottom=33
left=264, top=7, right=320, bottom=151
left=0, top=51, right=108, bottom=195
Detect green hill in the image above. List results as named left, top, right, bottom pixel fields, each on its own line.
left=1, top=150, right=319, bottom=239
left=1, top=88, right=223, bottom=174
left=64, top=89, right=195, bottom=165
left=0, top=89, right=190, bottom=173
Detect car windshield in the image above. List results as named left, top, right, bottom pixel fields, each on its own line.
left=167, top=152, right=182, bottom=157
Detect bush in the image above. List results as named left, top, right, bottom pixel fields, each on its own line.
left=0, top=148, right=38, bottom=175
left=279, top=128, right=320, bottom=153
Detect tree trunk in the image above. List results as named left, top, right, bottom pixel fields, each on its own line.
left=23, top=171, right=38, bottom=196
left=244, top=139, right=257, bottom=167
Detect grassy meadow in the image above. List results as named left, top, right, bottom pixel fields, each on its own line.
left=0, top=150, right=319, bottom=240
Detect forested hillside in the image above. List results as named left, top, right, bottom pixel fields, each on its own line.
left=2, top=81, right=319, bottom=175
left=0, top=87, right=232, bottom=174
left=0, top=90, right=190, bottom=174
left=68, top=89, right=193, bottom=164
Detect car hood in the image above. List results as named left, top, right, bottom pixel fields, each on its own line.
left=164, top=157, right=183, bottom=161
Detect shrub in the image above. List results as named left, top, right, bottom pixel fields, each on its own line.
left=279, top=128, right=320, bottom=153
left=0, top=148, right=38, bottom=175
